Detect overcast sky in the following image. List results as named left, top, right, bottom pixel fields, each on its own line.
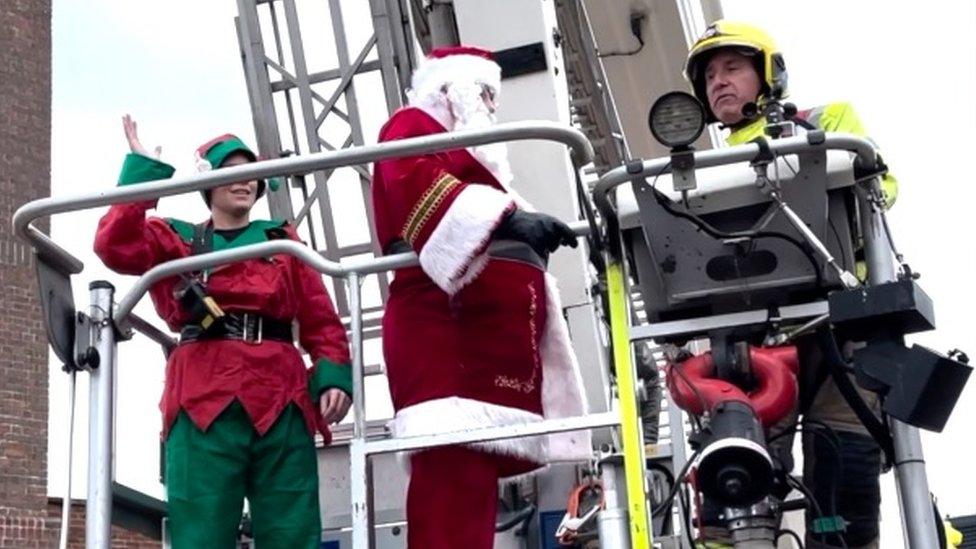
left=47, top=1, right=975, bottom=546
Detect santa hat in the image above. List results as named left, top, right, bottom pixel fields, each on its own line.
left=193, top=134, right=279, bottom=208
left=409, top=45, right=501, bottom=103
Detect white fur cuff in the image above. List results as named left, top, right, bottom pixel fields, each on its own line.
left=389, top=396, right=548, bottom=464
left=418, top=184, right=513, bottom=294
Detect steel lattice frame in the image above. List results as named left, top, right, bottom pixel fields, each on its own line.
left=235, top=0, right=416, bottom=336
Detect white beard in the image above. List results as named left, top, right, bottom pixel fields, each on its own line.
left=444, top=83, right=515, bottom=190
left=411, top=83, right=534, bottom=209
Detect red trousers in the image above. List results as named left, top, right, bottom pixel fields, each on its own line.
left=407, top=447, right=503, bottom=549
left=407, top=446, right=498, bottom=549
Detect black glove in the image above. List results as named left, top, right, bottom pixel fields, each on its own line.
left=493, top=209, right=578, bottom=260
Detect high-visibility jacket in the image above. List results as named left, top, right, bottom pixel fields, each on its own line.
left=727, top=102, right=897, bottom=208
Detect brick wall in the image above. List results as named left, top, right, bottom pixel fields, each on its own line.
left=0, top=0, right=55, bottom=546
left=0, top=4, right=165, bottom=547
left=45, top=501, right=160, bottom=549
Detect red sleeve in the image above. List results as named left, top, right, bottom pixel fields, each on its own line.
left=93, top=203, right=186, bottom=275
left=373, top=108, right=514, bottom=294
left=284, top=225, right=353, bottom=397
left=374, top=109, right=468, bottom=251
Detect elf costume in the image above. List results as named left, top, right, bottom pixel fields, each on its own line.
left=94, top=135, right=351, bottom=549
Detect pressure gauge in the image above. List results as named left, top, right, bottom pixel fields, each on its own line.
left=648, top=91, right=706, bottom=149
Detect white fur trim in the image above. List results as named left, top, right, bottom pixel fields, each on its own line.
left=389, top=280, right=594, bottom=476
left=389, top=396, right=548, bottom=465
left=466, top=141, right=535, bottom=210
left=412, top=95, right=455, bottom=132
left=418, top=184, right=513, bottom=295
left=409, top=54, right=501, bottom=109
left=194, top=151, right=212, bottom=172
left=539, top=273, right=593, bottom=460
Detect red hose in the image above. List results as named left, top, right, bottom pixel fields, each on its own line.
left=667, top=345, right=799, bottom=428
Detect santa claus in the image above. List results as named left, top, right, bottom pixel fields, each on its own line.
left=371, top=45, right=592, bottom=549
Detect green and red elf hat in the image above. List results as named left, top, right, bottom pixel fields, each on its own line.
left=193, top=134, right=280, bottom=208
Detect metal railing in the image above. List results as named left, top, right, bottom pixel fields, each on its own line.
left=13, top=122, right=627, bottom=549
left=591, top=131, right=878, bottom=220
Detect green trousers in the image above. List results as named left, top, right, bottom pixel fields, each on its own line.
left=165, top=401, right=321, bottom=549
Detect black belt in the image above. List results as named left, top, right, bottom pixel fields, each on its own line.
left=180, top=312, right=293, bottom=345
left=384, top=238, right=546, bottom=270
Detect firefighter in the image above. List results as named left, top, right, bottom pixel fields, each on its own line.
left=684, top=21, right=895, bottom=549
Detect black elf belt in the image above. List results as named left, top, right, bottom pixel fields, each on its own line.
left=180, top=313, right=293, bottom=345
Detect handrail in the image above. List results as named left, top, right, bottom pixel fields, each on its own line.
left=591, top=132, right=879, bottom=223
left=113, top=221, right=592, bottom=327
left=12, top=121, right=594, bottom=276
left=125, top=311, right=178, bottom=354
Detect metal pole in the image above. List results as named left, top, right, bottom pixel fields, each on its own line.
left=58, top=370, right=77, bottom=549
left=665, top=392, right=692, bottom=549
left=857, top=182, right=939, bottom=549
left=347, top=271, right=374, bottom=548
left=427, top=2, right=459, bottom=47
left=597, top=457, right=630, bottom=548
left=772, top=194, right=859, bottom=288
left=890, top=423, right=937, bottom=548
left=235, top=0, right=291, bottom=219
left=349, top=272, right=366, bottom=438
left=86, top=281, right=115, bottom=549
left=349, top=439, right=375, bottom=549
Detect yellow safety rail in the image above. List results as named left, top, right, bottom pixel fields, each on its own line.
left=606, top=260, right=651, bottom=548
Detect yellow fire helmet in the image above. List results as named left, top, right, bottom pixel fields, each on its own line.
left=684, top=20, right=788, bottom=121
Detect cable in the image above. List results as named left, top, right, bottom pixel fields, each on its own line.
left=767, top=422, right=843, bottom=525
left=646, top=164, right=825, bottom=288
left=786, top=475, right=821, bottom=518
left=854, top=171, right=907, bottom=271
left=933, top=497, right=947, bottom=549
left=678, top=481, right=697, bottom=547
left=654, top=192, right=825, bottom=287
left=767, top=420, right=842, bottom=450
left=647, top=462, right=677, bottom=535
left=664, top=359, right=709, bottom=429
left=646, top=462, right=676, bottom=493
left=879, top=208, right=906, bottom=268
left=652, top=448, right=701, bottom=518
left=573, top=168, right=606, bottom=273
left=855, top=170, right=888, bottom=186
left=494, top=503, right=536, bottom=533
left=787, top=475, right=849, bottom=549
left=817, top=327, right=895, bottom=466
left=777, top=528, right=805, bottom=548
left=828, top=217, right=849, bottom=271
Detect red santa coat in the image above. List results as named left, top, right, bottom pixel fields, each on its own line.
left=372, top=107, right=591, bottom=477
left=94, top=158, right=351, bottom=442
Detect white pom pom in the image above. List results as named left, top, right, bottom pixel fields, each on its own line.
left=194, top=152, right=212, bottom=172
